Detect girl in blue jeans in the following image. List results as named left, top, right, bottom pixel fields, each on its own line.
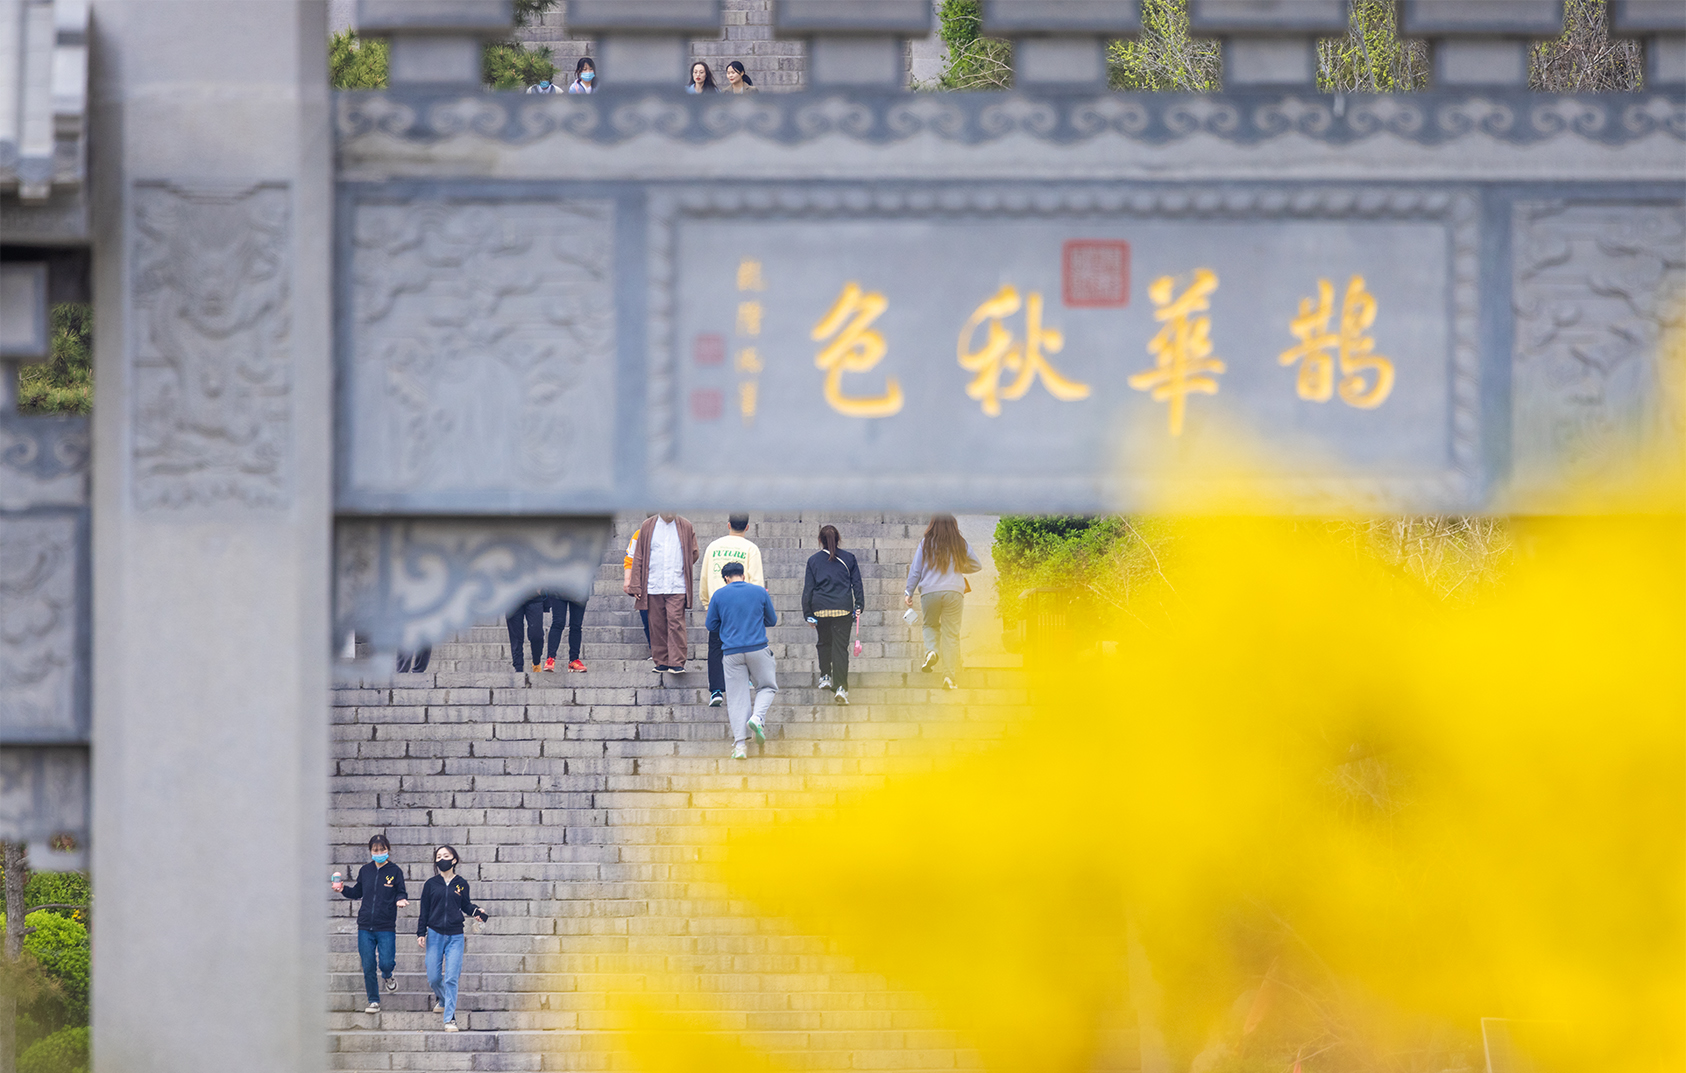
left=415, top=844, right=488, bottom=1032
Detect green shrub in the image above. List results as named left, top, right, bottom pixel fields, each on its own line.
left=936, top=0, right=1012, bottom=89
left=24, top=872, right=89, bottom=925
left=0, top=912, right=90, bottom=1026
left=18, top=1025, right=89, bottom=1073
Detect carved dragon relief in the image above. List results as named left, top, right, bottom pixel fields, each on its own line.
left=131, top=182, right=292, bottom=509
left=1512, top=202, right=1686, bottom=498
left=0, top=516, right=80, bottom=741
left=347, top=199, right=615, bottom=501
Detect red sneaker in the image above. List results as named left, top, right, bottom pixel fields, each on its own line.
left=543, top=657, right=556, bottom=672
left=568, top=659, right=586, bottom=672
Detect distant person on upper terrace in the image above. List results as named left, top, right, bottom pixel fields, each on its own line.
left=525, top=76, right=561, bottom=94
left=699, top=514, right=764, bottom=708
left=567, top=57, right=595, bottom=93
left=626, top=512, right=700, bottom=673
left=705, top=560, right=779, bottom=760
left=724, top=61, right=756, bottom=94
left=905, top=515, right=982, bottom=692
left=802, top=524, right=864, bottom=706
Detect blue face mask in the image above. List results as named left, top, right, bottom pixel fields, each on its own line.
left=580, top=70, right=594, bottom=82
left=371, top=853, right=388, bottom=865
left=538, top=81, right=550, bottom=89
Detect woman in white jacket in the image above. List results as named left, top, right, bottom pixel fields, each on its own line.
left=904, top=515, right=982, bottom=690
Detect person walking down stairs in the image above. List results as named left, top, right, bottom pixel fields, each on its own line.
left=802, top=524, right=864, bottom=706
left=705, top=560, right=778, bottom=760
left=506, top=594, right=546, bottom=672
left=416, top=845, right=488, bottom=1034
left=699, top=513, right=764, bottom=708
left=905, top=514, right=982, bottom=691
left=626, top=512, right=699, bottom=672
left=543, top=591, right=588, bottom=673
left=332, top=833, right=409, bottom=1015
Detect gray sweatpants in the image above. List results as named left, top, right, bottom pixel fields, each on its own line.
left=921, top=590, right=964, bottom=676
left=722, top=647, right=779, bottom=746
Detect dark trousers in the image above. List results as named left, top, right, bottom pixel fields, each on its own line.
left=707, top=629, right=724, bottom=693
left=396, top=647, right=431, bottom=673
left=545, top=597, right=587, bottom=661
left=507, top=597, right=545, bottom=669
left=815, top=615, right=852, bottom=690
left=646, top=593, right=688, bottom=668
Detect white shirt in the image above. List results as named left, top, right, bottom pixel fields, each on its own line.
left=647, top=519, right=687, bottom=595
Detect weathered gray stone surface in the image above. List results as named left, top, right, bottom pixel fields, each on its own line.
left=87, top=2, right=331, bottom=1071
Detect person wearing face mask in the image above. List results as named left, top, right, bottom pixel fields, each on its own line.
left=568, top=57, right=595, bottom=93
left=415, top=845, right=488, bottom=1032
left=333, top=834, right=409, bottom=1014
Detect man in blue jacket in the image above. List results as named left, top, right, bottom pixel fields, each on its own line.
left=703, top=560, right=778, bottom=759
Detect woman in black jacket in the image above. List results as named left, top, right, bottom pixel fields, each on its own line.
left=801, top=524, right=865, bottom=705
left=415, top=845, right=488, bottom=1032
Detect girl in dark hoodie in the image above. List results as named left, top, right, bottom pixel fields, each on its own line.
left=801, top=524, right=865, bottom=705
left=415, top=844, right=488, bottom=1032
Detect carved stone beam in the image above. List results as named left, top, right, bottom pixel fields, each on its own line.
left=982, top=0, right=1142, bottom=88
left=774, top=0, right=934, bottom=87
left=1610, top=0, right=1686, bottom=87
left=564, top=0, right=724, bottom=87
left=1400, top=0, right=1565, bottom=87
left=356, top=0, right=515, bottom=86
left=1187, top=0, right=1351, bottom=88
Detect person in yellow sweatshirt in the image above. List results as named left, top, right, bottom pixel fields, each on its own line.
left=698, top=514, right=763, bottom=706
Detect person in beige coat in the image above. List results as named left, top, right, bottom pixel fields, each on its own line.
left=625, top=512, right=700, bottom=671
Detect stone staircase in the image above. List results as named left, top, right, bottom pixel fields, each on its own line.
left=325, top=514, right=1065, bottom=1072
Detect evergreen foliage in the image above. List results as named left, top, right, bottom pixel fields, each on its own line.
left=329, top=29, right=388, bottom=89
left=16, top=304, right=91, bottom=416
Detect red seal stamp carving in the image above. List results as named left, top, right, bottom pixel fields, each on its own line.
left=690, top=389, right=724, bottom=421
left=1063, top=240, right=1130, bottom=308
left=693, top=333, right=726, bottom=366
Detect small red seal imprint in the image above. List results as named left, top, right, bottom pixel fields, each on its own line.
left=693, top=333, right=726, bottom=366
left=690, top=389, right=724, bottom=421
left=1063, top=240, right=1130, bottom=308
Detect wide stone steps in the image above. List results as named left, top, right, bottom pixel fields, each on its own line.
left=328, top=513, right=1035, bottom=1072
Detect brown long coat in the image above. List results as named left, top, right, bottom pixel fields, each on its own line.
left=627, top=515, right=699, bottom=610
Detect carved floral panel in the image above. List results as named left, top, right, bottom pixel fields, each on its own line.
left=131, top=182, right=292, bottom=509
left=1512, top=202, right=1686, bottom=499
left=343, top=199, right=617, bottom=509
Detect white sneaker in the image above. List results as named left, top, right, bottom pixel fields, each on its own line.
left=433, top=998, right=444, bottom=1014
left=364, top=1002, right=381, bottom=1014
left=384, top=975, right=397, bottom=993
left=817, top=674, right=832, bottom=690
left=920, top=651, right=938, bottom=673
left=748, top=714, right=765, bottom=742
left=732, top=743, right=747, bottom=760
left=444, top=1020, right=459, bottom=1032
left=943, top=676, right=957, bottom=690
left=834, top=688, right=848, bottom=705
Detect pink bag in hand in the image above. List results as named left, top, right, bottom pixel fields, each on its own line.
left=852, top=613, right=863, bottom=657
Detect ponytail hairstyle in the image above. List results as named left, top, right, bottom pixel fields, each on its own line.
left=726, top=60, right=753, bottom=86
left=919, top=515, right=967, bottom=575
left=818, top=524, right=841, bottom=560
